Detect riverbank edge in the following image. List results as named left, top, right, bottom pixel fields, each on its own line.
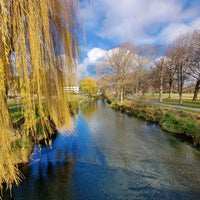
left=108, top=99, right=200, bottom=147
left=11, top=95, right=97, bottom=164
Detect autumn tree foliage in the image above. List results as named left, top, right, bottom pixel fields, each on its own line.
left=0, top=0, right=80, bottom=190
left=80, top=77, right=98, bottom=96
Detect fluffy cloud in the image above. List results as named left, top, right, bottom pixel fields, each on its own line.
left=87, top=48, right=106, bottom=65
left=156, top=19, right=200, bottom=44
left=79, top=0, right=200, bottom=78
left=82, top=0, right=200, bottom=45
left=78, top=48, right=106, bottom=79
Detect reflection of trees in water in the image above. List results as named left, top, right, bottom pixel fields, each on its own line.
left=39, top=153, right=77, bottom=200
left=81, top=101, right=98, bottom=119
left=8, top=146, right=78, bottom=200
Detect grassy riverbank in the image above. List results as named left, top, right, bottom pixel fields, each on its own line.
left=110, top=100, right=200, bottom=146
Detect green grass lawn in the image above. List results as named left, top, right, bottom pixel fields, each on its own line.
left=134, top=93, right=200, bottom=108
left=163, top=99, right=200, bottom=108
left=10, top=107, right=23, bottom=121
left=7, top=99, right=24, bottom=107
left=8, top=94, right=84, bottom=122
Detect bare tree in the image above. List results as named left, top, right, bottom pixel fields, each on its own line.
left=96, top=42, right=135, bottom=102
left=133, top=45, right=158, bottom=95
left=152, top=57, right=167, bottom=102
left=169, top=33, right=193, bottom=104
left=165, top=48, right=177, bottom=98
left=189, top=30, right=200, bottom=101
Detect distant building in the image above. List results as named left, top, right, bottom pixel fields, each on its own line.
left=64, top=86, right=80, bottom=93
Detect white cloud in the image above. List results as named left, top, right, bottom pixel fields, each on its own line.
left=87, top=48, right=106, bottom=64
left=156, top=18, right=200, bottom=44
left=83, top=0, right=200, bottom=45
left=79, top=0, right=200, bottom=78
left=78, top=48, right=106, bottom=79
left=78, top=46, right=138, bottom=79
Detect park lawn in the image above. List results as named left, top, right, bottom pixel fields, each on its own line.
left=7, top=99, right=24, bottom=107
left=134, top=93, right=200, bottom=108
left=163, top=99, right=200, bottom=108
left=137, top=93, right=194, bottom=100
left=8, top=93, right=84, bottom=122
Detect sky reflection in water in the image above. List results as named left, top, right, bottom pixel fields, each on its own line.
left=9, top=100, right=200, bottom=200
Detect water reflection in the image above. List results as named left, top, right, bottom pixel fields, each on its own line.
left=8, top=100, right=200, bottom=200
left=80, top=101, right=98, bottom=119
left=10, top=133, right=78, bottom=200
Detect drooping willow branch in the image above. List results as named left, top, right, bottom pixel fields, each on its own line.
left=0, top=0, right=81, bottom=190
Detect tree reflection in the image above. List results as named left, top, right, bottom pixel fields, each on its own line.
left=80, top=101, right=98, bottom=119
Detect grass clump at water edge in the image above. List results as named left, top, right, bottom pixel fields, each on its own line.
left=110, top=100, right=200, bottom=146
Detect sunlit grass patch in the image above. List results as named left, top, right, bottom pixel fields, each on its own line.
left=7, top=99, right=24, bottom=107
left=10, top=107, right=23, bottom=121
left=133, top=93, right=200, bottom=108
left=163, top=99, right=200, bottom=108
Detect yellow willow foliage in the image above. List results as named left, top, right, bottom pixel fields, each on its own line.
left=0, top=58, right=22, bottom=191
left=0, top=0, right=22, bottom=191
left=0, top=0, right=81, bottom=190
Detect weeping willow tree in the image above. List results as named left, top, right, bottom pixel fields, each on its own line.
left=0, top=0, right=81, bottom=191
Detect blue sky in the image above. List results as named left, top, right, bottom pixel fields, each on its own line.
left=78, top=0, right=200, bottom=79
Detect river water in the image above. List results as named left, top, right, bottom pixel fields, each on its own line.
left=8, top=100, right=200, bottom=199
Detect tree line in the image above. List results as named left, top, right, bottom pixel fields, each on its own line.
left=96, top=30, right=200, bottom=104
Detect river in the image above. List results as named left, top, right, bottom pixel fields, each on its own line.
left=7, top=100, right=200, bottom=199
